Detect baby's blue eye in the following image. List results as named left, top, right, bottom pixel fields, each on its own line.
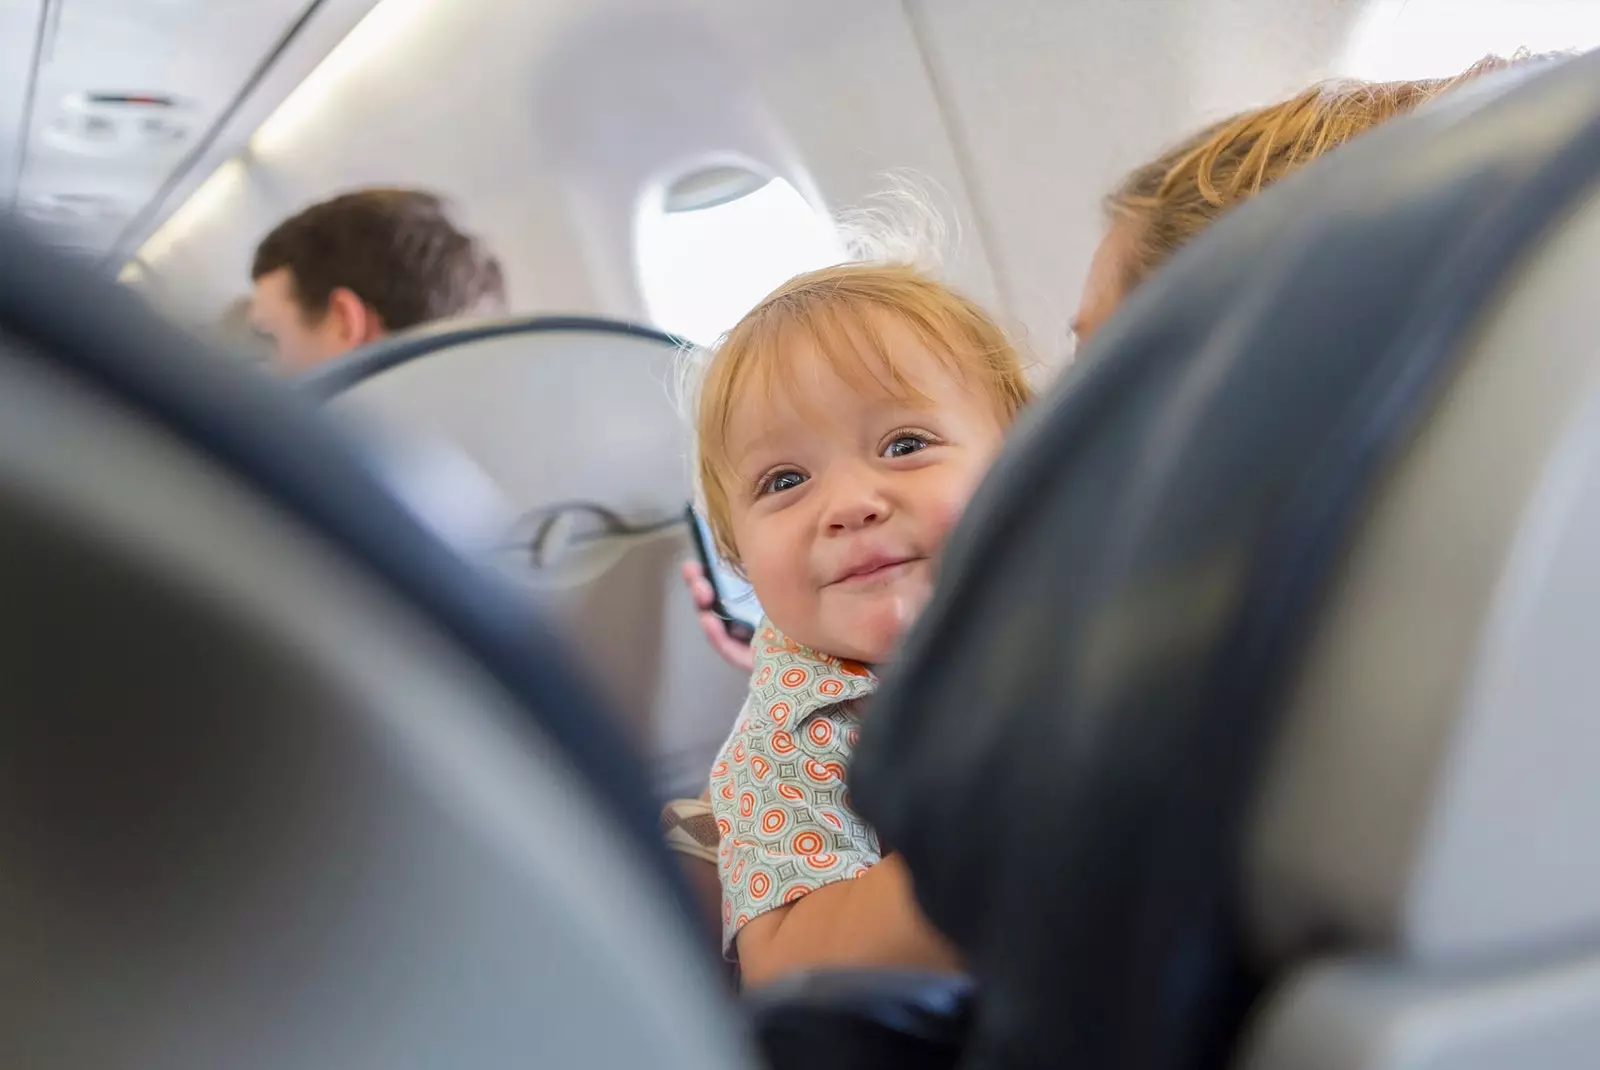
left=883, top=435, right=930, bottom=458
left=761, top=470, right=807, bottom=495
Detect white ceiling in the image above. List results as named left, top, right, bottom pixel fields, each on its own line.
left=0, top=0, right=378, bottom=264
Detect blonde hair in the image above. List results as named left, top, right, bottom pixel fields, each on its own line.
left=1105, top=51, right=1563, bottom=289
left=694, top=262, right=1033, bottom=563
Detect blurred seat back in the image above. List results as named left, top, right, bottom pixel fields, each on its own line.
left=0, top=224, right=749, bottom=1068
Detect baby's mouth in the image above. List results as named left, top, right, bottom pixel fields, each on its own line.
left=825, top=554, right=923, bottom=587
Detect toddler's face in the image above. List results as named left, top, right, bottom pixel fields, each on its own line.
left=724, top=314, right=1006, bottom=663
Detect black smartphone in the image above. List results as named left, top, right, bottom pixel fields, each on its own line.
left=685, top=504, right=762, bottom=642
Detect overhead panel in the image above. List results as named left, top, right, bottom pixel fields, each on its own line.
left=13, top=0, right=316, bottom=259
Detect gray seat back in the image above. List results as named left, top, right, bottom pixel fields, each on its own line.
left=306, top=319, right=749, bottom=799
left=1242, top=144, right=1600, bottom=1070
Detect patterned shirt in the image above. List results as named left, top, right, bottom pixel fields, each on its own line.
left=710, top=620, right=880, bottom=956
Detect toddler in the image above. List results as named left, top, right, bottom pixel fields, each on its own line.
left=692, top=262, right=1032, bottom=984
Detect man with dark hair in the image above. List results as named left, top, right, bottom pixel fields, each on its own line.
left=249, top=187, right=506, bottom=371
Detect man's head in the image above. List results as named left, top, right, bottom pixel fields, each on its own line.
left=250, top=188, right=506, bottom=371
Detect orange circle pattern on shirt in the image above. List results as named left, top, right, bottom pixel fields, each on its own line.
left=791, top=830, right=824, bottom=855
left=712, top=634, right=881, bottom=945
left=804, top=758, right=845, bottom=782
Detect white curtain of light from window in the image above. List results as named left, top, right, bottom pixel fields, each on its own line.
left=1340, top=0, right=1600, bottom=81
left=635, top=176, right=848, bottom=347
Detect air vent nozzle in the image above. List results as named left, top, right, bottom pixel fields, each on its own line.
left=40, top=92, right=195, bottom=157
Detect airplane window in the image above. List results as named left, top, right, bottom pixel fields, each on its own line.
left=635, top=166, right=846, bottom=346
left=1341, top=0, right=1600, bottom=80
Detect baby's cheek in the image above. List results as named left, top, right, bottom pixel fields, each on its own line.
left=934, top=451, right=1002, bottom=533
left=927, top=482, right=982, bottom=546
left=744, top=558, right=813, bottom=635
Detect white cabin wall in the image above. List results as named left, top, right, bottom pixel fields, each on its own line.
left=136, top=0, right=1383, bottom=348
left=696, top=0, right=1002, bottom=305
left=908, top=0, right=1362, bottom=362
left=136, top=0, right=998, bottom=332
left=525, top=0, right=1000, bottom=320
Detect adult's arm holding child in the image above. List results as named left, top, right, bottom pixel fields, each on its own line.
left=733, top=853, right=961, bottom=987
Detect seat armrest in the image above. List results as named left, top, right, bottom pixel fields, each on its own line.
left=745, top=970, right=974, bottom=1070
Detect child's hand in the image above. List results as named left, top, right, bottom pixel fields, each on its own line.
left=682, top=560, right=756, bottom=674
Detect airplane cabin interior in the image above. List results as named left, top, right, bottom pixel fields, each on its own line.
left=6, top=1, right=1600, bottom=1068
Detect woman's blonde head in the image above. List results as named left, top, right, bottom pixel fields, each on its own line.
left=1104, top=51, right=1563, bottom=290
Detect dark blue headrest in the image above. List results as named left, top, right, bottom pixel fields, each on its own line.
left=853, top=50, right=1600, bottom=1070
